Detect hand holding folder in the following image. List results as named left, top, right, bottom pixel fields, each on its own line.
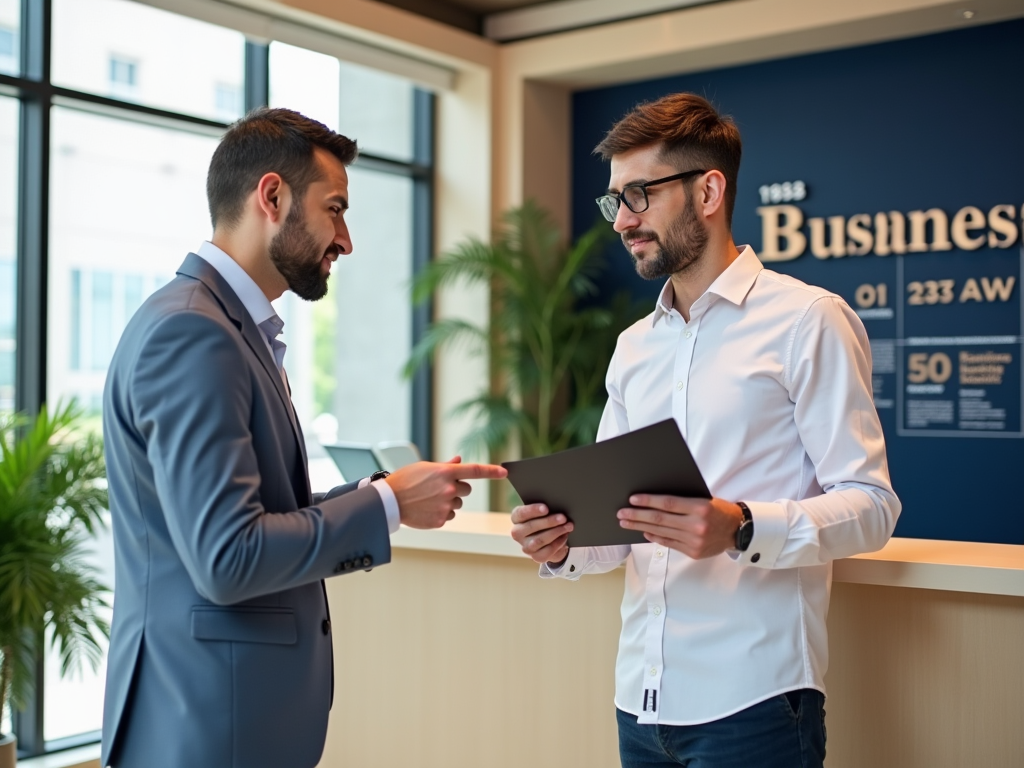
left=503, top=419, right=711, bottom=548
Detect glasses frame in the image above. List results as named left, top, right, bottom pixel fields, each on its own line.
left=596, top=169, right=707, bottom=222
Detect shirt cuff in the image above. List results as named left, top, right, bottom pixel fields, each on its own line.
left=539, top=548, right=584, bottom=580
left=358, top=476, right=401, bottom=534
left=734, top=500, right=788, bottom=568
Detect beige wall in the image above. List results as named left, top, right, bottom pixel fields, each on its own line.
left=494, top=0, right=1024, bottom=217
left=321, top=549, right=1024, bottom=768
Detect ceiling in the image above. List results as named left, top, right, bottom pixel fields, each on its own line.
left=372, top=0, right=726, bottom=39
left=372, top=0, right=547, bottom=34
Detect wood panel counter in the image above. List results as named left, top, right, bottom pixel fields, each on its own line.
left=319, top=514, right=1024, bottom=768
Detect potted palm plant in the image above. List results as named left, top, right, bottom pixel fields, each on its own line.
left=0, top=402, right=110, bottom=767
left=406, top=200, right=645, bottom=504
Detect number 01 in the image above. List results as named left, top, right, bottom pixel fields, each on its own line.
left=855, top=283, right=888, bottom=308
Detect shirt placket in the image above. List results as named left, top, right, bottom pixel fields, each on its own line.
left=637, top=313, right=701, bottom=725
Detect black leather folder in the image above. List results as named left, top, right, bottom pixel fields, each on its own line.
left=502, top=419, right=711, bottom=547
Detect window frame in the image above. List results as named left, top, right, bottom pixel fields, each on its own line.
left=0, top=0, right=434, bottom=757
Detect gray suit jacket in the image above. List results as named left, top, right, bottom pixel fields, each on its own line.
left=100, top=253, right=391, bottom=768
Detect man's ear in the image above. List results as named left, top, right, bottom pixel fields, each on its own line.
left=698, top=170, right=728, bottom=220
left=255, top=172, right=288, bottom=224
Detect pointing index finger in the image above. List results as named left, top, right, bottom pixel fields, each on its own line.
left=448, top=462, right=508, bottom=480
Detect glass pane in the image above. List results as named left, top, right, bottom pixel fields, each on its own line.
left=270, top=41, right=414, bottom=162
left=269, top=42, right=340, bottom=132
left=0, top=0, right=18, bottom=76
left=0, top=96, right=16, bottom=415
left=52, top=0, right=245, bottom=122
left=338, top=61, right=414, bottom=162
left=44, top=107, right=219, bottom=741
left=280, top=167, right=414, bottom=491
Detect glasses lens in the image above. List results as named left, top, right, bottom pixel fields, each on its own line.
left=622, top=185, right=648, bottom=214
left=596, top=195, right=618, bottom=222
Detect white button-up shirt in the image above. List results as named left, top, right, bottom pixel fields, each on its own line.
left=193, top=241, right=400, bottom=533
left=544, top=245, right=900, bottom=725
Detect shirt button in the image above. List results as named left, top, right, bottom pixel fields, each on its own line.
left=650, top=667, right=657, bottom=676
left=653, top=606, right=662, bottom=616
left=676, top=381, right=683, bottom=391
left=684, top=331, right=692, bottom=338
left=321, top=619, right=331, bottom=635
left=656, top=550, right=664, bottom=558
left=751, top=553, right=761, bottom=563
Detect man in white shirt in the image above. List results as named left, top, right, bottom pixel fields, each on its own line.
left=101, top=108, right=507, bottom=768
left=511, top=92, right=899, bottom=768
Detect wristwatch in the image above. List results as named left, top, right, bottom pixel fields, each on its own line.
left=369, top=469, right=391, bottom=482
left=734, top=501, right=754, bottom=552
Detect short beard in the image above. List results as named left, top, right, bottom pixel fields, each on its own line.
left=625, top=192, right=709, bottom=281
left=268, top=200, right=336, bottom=302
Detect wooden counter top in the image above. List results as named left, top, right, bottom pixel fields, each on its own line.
left=391, top=513, right=1024, bottom=597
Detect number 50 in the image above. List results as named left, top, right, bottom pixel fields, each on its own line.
left=907, top=352, right=952, bottom=384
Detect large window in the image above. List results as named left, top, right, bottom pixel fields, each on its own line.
left=2, top=0, right=433, bottom=757
left=0, top=96, right=16, bottom=415
left=52, top=0, right=245, bottom=121
left=268, top=41, right=429, bottom=489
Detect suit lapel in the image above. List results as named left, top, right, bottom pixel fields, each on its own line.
left=177, top=253, right=311, bottom=502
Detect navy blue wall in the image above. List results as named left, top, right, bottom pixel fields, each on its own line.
left=572, top=20, right=1024, bottom=544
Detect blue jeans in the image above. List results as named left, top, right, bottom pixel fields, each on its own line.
left=617, top=690, right=826, bottom=768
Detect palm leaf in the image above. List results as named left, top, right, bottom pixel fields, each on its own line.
left=403, top=318, right=489, bottom=378
left=0, top=399, right=110, bottom=727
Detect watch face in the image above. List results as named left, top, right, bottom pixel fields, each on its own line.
left=736, top=521, right=754, bottom=552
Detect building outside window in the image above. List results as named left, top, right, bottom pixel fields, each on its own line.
left=214, top=82, right=243, bottom=122
left=0, top=26, right=15, bottom=75
left=107, top=54, right=137, bottom=98
left=5, top=0, right=432, bottom=756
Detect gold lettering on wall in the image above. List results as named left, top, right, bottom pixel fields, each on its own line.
left=809, top=216, right=847, bottom=259
left=846, top=214, right=874, bottom=255
left=908, top=208, right=953, bottom=252
left=987, top=204, right=1018, bottom=248
left=756, top=205, right=806, bottom=262
left=951, top=206, right=987, bottom=250
left=874, top=212, right=907, bottom=257
left=759, top=203, right=1019, bottom=261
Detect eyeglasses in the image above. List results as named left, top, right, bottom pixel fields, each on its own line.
left=595, top=169, right=707, bottom=223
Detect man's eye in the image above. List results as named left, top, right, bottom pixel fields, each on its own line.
left=330, top=207, right=341, bottom=215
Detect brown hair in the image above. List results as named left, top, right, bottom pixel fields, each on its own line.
left=594, top=93, right=742, bottom=226
left=207, top=107, right=358, bottom=230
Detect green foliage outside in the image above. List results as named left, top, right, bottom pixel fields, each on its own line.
left=406, top=200, right=646, bottom=466
left=0, top=402, right=110, bottom=737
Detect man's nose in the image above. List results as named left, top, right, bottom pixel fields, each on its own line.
left=335, top=221, right=352, bottom=254
left=612, top=202, right=640, bottom=234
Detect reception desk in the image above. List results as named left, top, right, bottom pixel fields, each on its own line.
left=319, top=513, right=1024, bottom=768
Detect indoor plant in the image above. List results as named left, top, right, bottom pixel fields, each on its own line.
left=0, top=402, right=110, bottom=766
left=406, top=201, right=644, bottom=499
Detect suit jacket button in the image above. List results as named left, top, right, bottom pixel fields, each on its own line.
left=362, top=556, right=373, bottom=568
left=322, top=619, right=331, bottom=635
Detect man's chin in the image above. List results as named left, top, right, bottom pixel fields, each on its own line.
left=632, top=255, right=668, bottom=281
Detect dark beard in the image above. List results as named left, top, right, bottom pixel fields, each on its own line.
left=625, top=192, right=709, bottom=281
left=268, top=201, right=336, bottom=301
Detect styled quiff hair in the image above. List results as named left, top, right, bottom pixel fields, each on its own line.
left=594, top=93, right=742, bottom=226
left=207, top=107, right=358, bottom=230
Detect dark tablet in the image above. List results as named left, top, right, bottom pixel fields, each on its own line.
left=503, top=419, right=710, bottom=547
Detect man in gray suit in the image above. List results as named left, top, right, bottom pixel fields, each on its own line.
left=100, top=108, right=506, bottom=768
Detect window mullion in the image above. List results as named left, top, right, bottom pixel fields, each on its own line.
left=410, top=88, right=434, bottom=459
left=12, top=0, right=53, bottom=759
left=244, top=40, right=269, bottom=113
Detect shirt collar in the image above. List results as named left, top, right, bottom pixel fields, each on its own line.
left=651, top=245, right=763, bottom=326
left=195, top=241, right=280, bottom=331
